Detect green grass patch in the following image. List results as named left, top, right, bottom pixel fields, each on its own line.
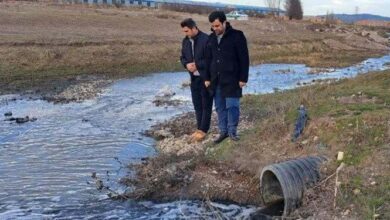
left=340, top=176, right=390, bottom=219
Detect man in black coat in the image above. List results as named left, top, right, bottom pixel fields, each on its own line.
left=205, top=11, right=249, bottom=143
left=180, top=18, right=213, bottom=142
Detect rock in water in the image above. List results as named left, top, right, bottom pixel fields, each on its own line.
left=16, top=116, right=30, bottom=124
left=4, top=112, right=12, bottom=117
left=4, top=117, right=16, bottom=121
left=181, top=80, right=191, bottom=88
left=156, top=85, right=175, bottom=97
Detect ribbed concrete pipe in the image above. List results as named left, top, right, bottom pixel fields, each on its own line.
left=259, top=156, right=327, bottom=217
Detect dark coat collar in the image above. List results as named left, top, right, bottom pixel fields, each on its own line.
left=185, top=30, right=203, bottom=41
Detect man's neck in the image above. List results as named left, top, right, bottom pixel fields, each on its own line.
left=190, top=30, right=199, bottom=39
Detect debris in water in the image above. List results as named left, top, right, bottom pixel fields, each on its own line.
left=96, top=179, right=104, bottom=191
left=90, top=171, right=128, bottom=200
left=4, top=115, right=37, bottom=124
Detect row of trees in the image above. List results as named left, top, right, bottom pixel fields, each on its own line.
left=264, top=0, right=303, bottom=20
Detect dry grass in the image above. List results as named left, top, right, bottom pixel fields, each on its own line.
left=1, top=2, right=388, bottom=94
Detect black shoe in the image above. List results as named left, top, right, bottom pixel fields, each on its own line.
left=213, top=133, right=228, bottom=144
left=229, top=134, right=240, bottom=141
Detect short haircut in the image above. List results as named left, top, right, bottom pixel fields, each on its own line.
left=208, top=11, right=226, bottom=23
left=180, top=18, right=197, bottom=29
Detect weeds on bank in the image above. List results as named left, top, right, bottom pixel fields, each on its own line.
left=206, top=70, right=390, bottom=217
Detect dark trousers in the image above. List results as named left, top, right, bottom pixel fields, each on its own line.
left=190, top=77, right=213, bottom=133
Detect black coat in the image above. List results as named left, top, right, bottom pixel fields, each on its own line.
left=205, top=23, right=249, bottom=98
left=180, top=30, right=209, bottom=81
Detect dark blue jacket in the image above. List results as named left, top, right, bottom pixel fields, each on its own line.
left=180, top=30, right=209, bottom=81
left=205, top=23, right=249, bottom=98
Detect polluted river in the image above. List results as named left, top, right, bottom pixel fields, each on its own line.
left=1, top=54, right=390, bottom=219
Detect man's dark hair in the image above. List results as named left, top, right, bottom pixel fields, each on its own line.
left=180, top=18, right=197, bottom=29
left=208, top=11, right=226, bottom=23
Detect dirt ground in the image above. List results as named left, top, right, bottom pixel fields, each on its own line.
left=1, top=1, right=389, bottom=102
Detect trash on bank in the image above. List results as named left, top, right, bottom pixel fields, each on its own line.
left=292, top=105, right=308, bottom=142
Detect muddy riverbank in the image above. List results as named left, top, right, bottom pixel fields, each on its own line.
left=0, top=74, right=113, bottom=103
left=124, top=111, right=263, bottom=205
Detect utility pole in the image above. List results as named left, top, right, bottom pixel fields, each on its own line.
left=355, top=6, right=359, bottom=15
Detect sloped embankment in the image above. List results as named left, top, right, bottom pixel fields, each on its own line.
left=125, top=69, right=390, bottom=219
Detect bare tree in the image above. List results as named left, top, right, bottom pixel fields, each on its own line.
left=276, top=0, right=282, bottom=16
left=285, top=0, right=303, bottom=20
left=325, top=10, right=337, bottom=25
left=264, top=0, right=282, bottom=16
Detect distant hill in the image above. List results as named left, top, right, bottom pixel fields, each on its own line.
left=320, top=14, right=390, bottom=23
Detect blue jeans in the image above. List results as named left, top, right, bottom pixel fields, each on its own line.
left=214, top=86, right=240, bottom=135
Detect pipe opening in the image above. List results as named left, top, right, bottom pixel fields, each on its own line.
left=259, top=170, right=285, bottom=216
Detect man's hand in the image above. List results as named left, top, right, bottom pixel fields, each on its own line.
left=239, top=81, right=246, bottom=88
left=186, top=63, right=196, bottom=73
left=192, top=62, right=198, bottom=72
left=205, top=81, right=211, bottom=88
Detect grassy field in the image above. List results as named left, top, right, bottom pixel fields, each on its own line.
left=0, top=2, right=388, bottom=95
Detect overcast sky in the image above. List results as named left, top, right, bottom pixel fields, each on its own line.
left=193, top=0, right=390, bottom=17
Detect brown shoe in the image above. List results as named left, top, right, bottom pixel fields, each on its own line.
left=190, top=130, right=201, bottom=138
left=189, top=130, right=201, bottom=142
left=193, top=130, right=206, bottom=142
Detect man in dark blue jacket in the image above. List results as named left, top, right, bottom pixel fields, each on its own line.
left=205, top=11, right=249, bottom=143
left=180, top=18, right=213, bottom=142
